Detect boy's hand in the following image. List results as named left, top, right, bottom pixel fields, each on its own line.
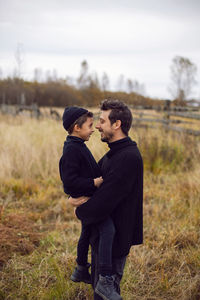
left=94, top=176, right=103, bottom=188
left=68, top=196, right=89, bottom=207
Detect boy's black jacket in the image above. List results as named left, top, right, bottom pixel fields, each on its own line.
left=76, top=137, right=143, bottom=257
left=59, top=135, right=101, bottom=197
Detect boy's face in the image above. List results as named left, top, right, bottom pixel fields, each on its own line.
left=77, top=117, right=94, bottom=141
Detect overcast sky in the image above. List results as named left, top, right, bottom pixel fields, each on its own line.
left=0, top=0, right=200, bottom=99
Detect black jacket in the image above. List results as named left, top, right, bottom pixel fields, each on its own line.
left=76, top=137, right=143, bottom=257
left=59, top=135, right=101, bottom=198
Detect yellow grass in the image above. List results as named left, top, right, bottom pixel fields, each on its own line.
left=0, top=112, right=200, bottom=300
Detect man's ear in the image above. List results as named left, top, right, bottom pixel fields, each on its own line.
left=114, top=120, right=121, bottom=130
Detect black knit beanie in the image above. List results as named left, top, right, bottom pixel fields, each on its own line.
left=62, top=107, right=88, bottom=131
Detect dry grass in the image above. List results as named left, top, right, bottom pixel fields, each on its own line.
left=0, top=112, right=200, bottom=300
left=0, top=213, right=42, bottom=267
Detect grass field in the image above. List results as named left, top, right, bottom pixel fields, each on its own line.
left=0, top=112, right=200, bottom=300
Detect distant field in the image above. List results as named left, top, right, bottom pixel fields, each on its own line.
left=0, top=112, right=200, bottom=300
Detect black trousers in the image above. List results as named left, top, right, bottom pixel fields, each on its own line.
left=77, top=217, right=115, bottom=276
left=91, top=248, right=127, bottom=300
left=77, top=223, right=91, bottom=266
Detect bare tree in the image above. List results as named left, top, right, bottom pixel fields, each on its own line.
left=101, top=72, right=110, bottom=91
left=126, top=79, right=133, bottom=93
left=15, top=43, right=25, bottom=78
left=169, top=56, right=197, bottom=103
left=127, top=78, right=146, bottom=95
left=132, top=80, right=146, bottom=96
left=14, top=43, right=25, bottom=104
left=116, top=74, right=125, bottom=91
left=33, top=68, right=43, bottom=82
left=89, top=72, right=100, bottom=89
left=77, top=60, right=90, bottom=89
left=45, top=70, right=52, bottom=82
left=52, top=69, right=58, bottom=81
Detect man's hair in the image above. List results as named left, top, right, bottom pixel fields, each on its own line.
left=100, top=99, right=132, bottom=135
left=67, top=111, right=93, bottom=134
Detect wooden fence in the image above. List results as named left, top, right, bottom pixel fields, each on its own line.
left=0, top=104, right=62, bottom=120
left=132, top=111, right=200, bottom=136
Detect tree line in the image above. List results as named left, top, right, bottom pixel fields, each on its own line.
left=0, top=60, right=161, bottom=108
left=0, top=76, right=161, bottom=108
left=0, top=56, right=198, bottom=108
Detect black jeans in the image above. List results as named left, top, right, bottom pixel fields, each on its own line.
left=98, top=217, right=115, bottom=275
left=91, top=248, right=127, bottom=300
left=77, top=217, right=115, bottom=275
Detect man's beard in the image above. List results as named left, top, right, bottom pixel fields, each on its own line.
left=100, top=131, right=114, bottom=143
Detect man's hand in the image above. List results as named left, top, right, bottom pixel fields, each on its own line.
left=94, top=176, right=103, bottom=188
left=68, top=196, right=89, bottom=207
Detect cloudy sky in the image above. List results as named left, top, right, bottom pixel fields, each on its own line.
left=0, top=0, right=200, bottom=99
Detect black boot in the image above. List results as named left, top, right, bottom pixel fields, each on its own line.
left=95, top=275, right=122, bottom=300
left=70, top=263, right=91, bottom=284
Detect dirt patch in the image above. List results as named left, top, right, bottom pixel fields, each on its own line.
left=0, top=213, right=43, bottom=268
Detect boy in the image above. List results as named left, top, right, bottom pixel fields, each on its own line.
left=59, top=107, right=122, bottom=300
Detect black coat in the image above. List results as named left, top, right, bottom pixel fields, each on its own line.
left=76, top=137, right=143, bottom=257
left=59, top=135, right=101, bottom=198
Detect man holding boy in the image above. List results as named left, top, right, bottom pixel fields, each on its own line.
left=59, top=106, right=122, bottom=300
left=69, top=99, right=143, bottom=300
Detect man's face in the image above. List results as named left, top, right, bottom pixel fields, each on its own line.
left=78, top=117, right=94, bottom=141
left=96, top=110, right=114, bottom=143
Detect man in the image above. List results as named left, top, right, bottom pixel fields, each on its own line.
left=69, top=99, right=143, bottom=300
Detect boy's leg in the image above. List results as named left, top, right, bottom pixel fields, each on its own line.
left=76, top=223, right=91, bottom=266
left=71, top=223, right=91, bottom=284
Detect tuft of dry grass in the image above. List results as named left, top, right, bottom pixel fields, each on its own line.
left=0, top=213, right=43, bottom=268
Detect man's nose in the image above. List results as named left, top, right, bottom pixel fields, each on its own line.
left=95, top=122, right=100, bottom=129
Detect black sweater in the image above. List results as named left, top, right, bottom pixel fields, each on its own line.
left=76, top=137, right=143, bottom=257
left=59, top=136, right=101, bottom=198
